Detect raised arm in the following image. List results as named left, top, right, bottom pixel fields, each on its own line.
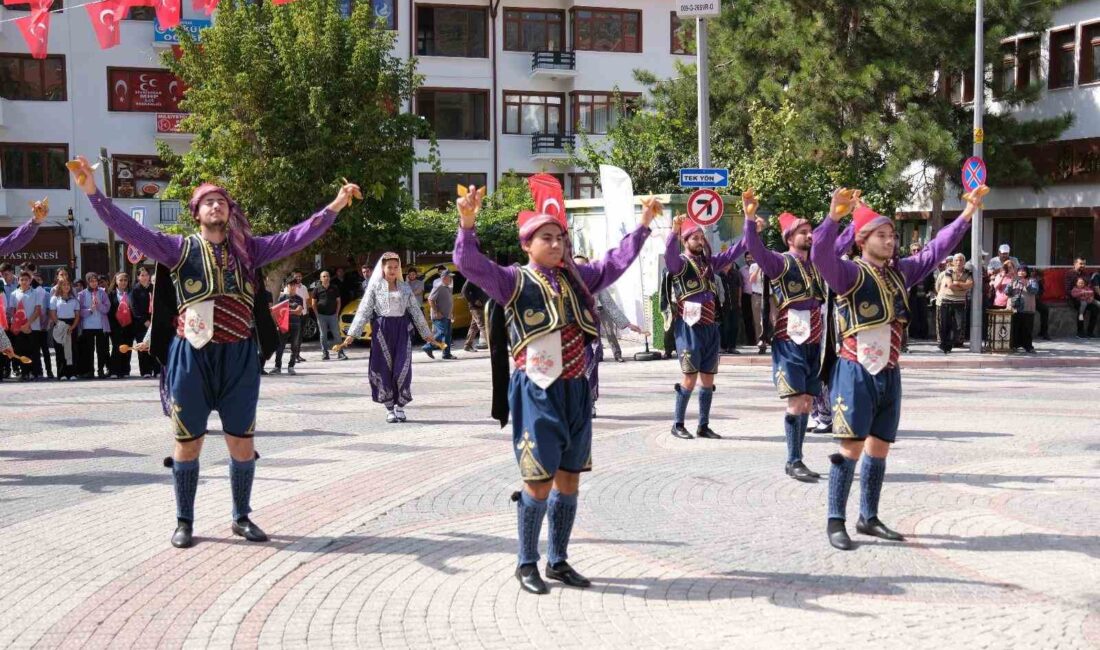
left=664, top=226, right=685, bottom=275
left=711, top=237, right=747, bottom=275
left=810, top=190, right=862, bottom=295
left=250, top=207, right=338, bottom=268
left=741, top=218, right=785, bottom=278
left=897, top=199, right=980, bottom=289
left=575, top=224, right=652, bottom=294
left=452, top=186, right=519, bottom=305
left=0, top=218, right=40, bottom=257
left=835, top=222, right=855, bottom=256
left=86, top=191, right=184, bottom=267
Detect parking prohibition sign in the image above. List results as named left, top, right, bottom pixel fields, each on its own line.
left=687, top=188, right=724, bottom=226
left=962, top=156, right=987, bottom=193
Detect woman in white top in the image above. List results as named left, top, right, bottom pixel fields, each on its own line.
left=49, top=275, right=81, bottom=380
left=343, top=252, right=438, bottom=423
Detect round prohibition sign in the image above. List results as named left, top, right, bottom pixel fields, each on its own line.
left=687, top=188, right=724, bottom=226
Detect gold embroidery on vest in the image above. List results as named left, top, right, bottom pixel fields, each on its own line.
left=184, top=279, right=203, bottom=294
left=787, top=280, right=804, bottom=294
left=523, top=309, right=548, bottom=327
left=858, top=301, right=880, bottom=318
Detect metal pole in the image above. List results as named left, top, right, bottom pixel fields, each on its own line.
left=696, top=16, right=710, bottom=168
left=969, top=0, right=984, bottom=352
left=100, top=147, right=116, bottom=276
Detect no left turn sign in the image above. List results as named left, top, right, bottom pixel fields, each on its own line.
left=687, top=188, right=724, bottom=226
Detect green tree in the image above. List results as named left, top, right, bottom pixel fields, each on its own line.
left=157, top=0, right=435, bottom=279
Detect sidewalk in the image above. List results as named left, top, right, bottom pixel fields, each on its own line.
left=719, top=338, right=1100, bottom=369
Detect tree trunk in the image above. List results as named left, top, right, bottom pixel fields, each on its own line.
left=930, top=167, right=946, bottom=233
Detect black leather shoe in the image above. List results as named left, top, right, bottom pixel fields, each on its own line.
left=856, top=516, right=905, bottom=541
left=827, top=519, right=853, bottom=550
left=545, top=561, right=591, bottom=588
left=515, top=563, right=549, bottom=595
left=171, top=521, right=193, bottom=548
left=785, top=461, right=819, bottom=482
left=670, top=424, right=693, bottom=439
left=231, top=518, right=269, bottom=542
left=696, top=425, right=722, bottom=439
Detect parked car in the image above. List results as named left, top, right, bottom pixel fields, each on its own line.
left=339, top=263, right=471, bottom=342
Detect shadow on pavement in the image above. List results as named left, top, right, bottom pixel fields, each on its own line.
left=911, top=533, right=1100, bottom=559
left=886, top=472, right=1093, bottom=489
left=0, top=447, right=146, bottom=462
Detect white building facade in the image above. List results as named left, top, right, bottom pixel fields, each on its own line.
left=0, top=0, right=696, bottom=279
left=902, top=0, right=1100, bottom=268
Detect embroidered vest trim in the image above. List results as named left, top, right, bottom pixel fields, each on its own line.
left=671, top=255, right=716, bottom=303
left=505, top=266, right=598, bottom=357
left=171, top=234, right=255, bottom=312
left=834, top=258, right=910, bottom=338
left=769, top=252, right=823, bottom=310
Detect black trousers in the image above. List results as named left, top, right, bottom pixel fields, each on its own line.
left=79, top=329, right=109, bottom=376
left=720, top=304, right=740, bottom=351
left=740, top=294, right=755, bottom=345
left=37, top=327, right=52, bottom=376
left=109, top=323, right=135, bottom=377
left=1070, top=299, right=1099, bottom=336
left=938, top=303, right=964, bottom=352
left=133, top=322, right=159, bottom=376
left=1011, top=312, right=1035, bottom=351
left=12, top=331, right=42, bottom=377
left=275, top=321, right=302, bottom=368
left=908, top=300, right=929, bottom=339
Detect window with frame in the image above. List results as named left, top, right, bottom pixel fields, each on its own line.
left=994, top=42, right=1016, bottom=98
left=124, top=5, right=155, bottom=20
left=503, top=9, right=564, bottom=52
left=503, top=92, right=563, bottom=135
left=992, top=218, right=1037, bottom=266
left=0, top=143, right=69, bottom=189
left=1081, top=23, right=1100, bottom=84
left=336, top=0, right=397, bottom=29
left=571, top=8, right=641, bottom=53
left=416, top=5, right=488, bottom=57
left=0, top=55, right=66, bottom=101
left=1051, top=217, right=1095, bottom=266
left=572, top=92, right=638, bottom=135
left=5, top=0, right=62, bottom=11
left=1049, top=28, right=1076, bottom=89
left=418, top=172, right=487, bottom=210
left=416, top=89, right=489, bottom=140
left=570, top=173, right=601, bottom=199
left=670, top=12, right=695, bottom=55
left=1016, top=36, right=1041, bottom=90
left=946, top=71, right=975, bottom=104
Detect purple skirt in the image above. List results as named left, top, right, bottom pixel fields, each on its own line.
left=369, top=316, right=414, bottom=408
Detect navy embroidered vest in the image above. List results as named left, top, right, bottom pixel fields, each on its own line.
left=769, top=252, right=824, bottom=310
left=671, top=255, right=716, bottom=304
left=505, top=266, right=598, bottom=356
left=834, top=259, right=909, bottom=338
left=171, top=234, right=255, bottom=311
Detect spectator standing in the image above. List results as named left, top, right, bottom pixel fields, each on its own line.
left=49, top=275, right=81, bottom=380
left=281, top=271, right=309, bottom=363
left=1005, top=265, right=1039, bottom=353
left=78, top=271, right=111, bottom=378
left=406, top=268, right=425, bottom=304
left=107, top=271, right=135, bottom=378
left=10, top=271, right=45, bottom=379
left=990, top=259, right=1016, bottom=309
left=359, top=263, right=372, bottom=297
left=0, top=263, right=15, bottom=380
left=1071, top=277, right=1096, bottom=339
left=739, top=257, right=756, bottom=347
left=461, top=278, right=488, bottom=352
left=936, top=254, right=972, bottom=353
left=718, top=264, right=742, bottom=354
left=1065, top=258, right=1098, bottom=338
left=130, top=267, right=159, bottom=377
left=423, top=271, right=455, bottom=359
left=748, top=257, right=769, bottom=354
left=905, top=242, right=933, bottom=340
left=1030, top=267, right=1051, bottom=341
left=311, top=270, right=345, bottom=360
left=24, top=263, right=53, bottom=378
left=273, top=276, right=305, bottom=374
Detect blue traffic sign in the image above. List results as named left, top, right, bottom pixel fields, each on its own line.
left=962, top=156, right=987, bottom=192
left=679, top=168, right=729, bottom=188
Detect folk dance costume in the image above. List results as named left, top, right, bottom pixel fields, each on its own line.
left=812, top=201, right=974, bottom=550
left=346, top=252, right=434, bottom=423
left=0, top=216, right=40, bottom=256
left=84, top=183, right=339, bottom=548
left=665, top=221, right=746, bottom=440
left=742, top=213, right=855, bottom=480
left=454, top=177, right=651, bottom=595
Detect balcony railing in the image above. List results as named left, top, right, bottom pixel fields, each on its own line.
left=531, top=132, right=575, bottom=157
left=160, top=201, right=180, bottom=224
left=531, top=50, right=576, bottom=73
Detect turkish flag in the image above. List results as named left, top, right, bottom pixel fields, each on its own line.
left=270, top=300, right=290, bottom=334
left=85, top=0, right=126, bottom=50
left=0, top=294, right=8, bottom=331
left=116, top=295, right=133, bottom=327
left=527, top=173, right=566, bottom=219
left=272, top=0, right=297, bottom=5
left=15, top=7, right=51, bottom=59
left=192, top=0, right=218, bottom=16
left=154, top=0, right=181, bottom=29
left=11, top=300, right=27, bottom=333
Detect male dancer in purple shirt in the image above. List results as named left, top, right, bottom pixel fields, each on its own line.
left=812, top=185, right=987, bottom=550
left=665, top=215, right=746, bottom=440
left=454, top=176, right=656, bottom=595
left=740, top=189, right=854, bottom=482
left=69, top=155, right=360, bottom=549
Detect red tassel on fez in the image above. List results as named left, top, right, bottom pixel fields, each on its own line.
left=16, top=7, right=51, bottom=60
left=85, top=0, right=128, bottom=50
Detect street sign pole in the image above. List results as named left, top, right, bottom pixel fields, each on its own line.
left=696, top=16, right=710, bottom=169
left=970, top=0, right=984, bottom=353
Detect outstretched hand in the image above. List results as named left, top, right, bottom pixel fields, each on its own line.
left=960, top=184, right=990, bottom=221
left=67, top=156, right=99, bottom=195
left=741, top=188, right=759, bottom=219
left=828, top=188, right=859, bottom=222
left=672, top=214, right=687, bottom=231
left=457, top=185, right=483, bottom=229
left=640, top=196, right=663, bottom=228
left=328, top=181, right=363, bottom=213
left=30, top=198, right=49, bottom=224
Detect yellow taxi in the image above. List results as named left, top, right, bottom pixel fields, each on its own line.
left=339, top=263, right=472, bottom=342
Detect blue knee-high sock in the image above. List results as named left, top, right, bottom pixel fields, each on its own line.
left=859, top=455, right=887, bottom=521
left=784, top=413, right=801, bottom=463
left=173, top=459, right=200, bottom=523
left=229, top=458, right=255, bottom=522
left=673, top=384, right=693, bottom=425
left=827, top=454, right=857, bottom=521
left=517, top=491, right=548, bottom=567
left=798, top=413, right=809, bottom=454
left=547, top=490, right=578, bottom=566
left=697, top=386, right=715, bottom=427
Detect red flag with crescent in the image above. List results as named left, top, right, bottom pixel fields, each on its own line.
left=86, top=0, right=127, bottom=50
left=0, top=294, right=8, bottom=331
left=16, top=7, right=51, bottom=59
left=154, top=0, right=181, bottom=29
left=270, top=300, right=290, bottom=334
left=192, top=0, right=218, bottom=16
left=527, top=173, right=566, bottom=219
left=11, top=300, right=27, bottom=333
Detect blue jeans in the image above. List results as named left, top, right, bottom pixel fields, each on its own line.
left=424, top=318, right=453, bottom=356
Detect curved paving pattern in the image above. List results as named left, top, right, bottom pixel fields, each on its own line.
left=1, top=347, right=1097, bottom=648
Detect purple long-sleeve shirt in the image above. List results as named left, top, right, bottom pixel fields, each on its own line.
left=85, top=190, right=338, bottom=270
left=812, top=216, right=972, bottom=295
left=453, top=225, right=652, bottom=306
left=663, top=231, right=747, bottom=305
left=78, top=288, right=111, bottom=333
left=742, top=219, right=855, bottom=311
left=0, top=219, right=40, bottom=257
